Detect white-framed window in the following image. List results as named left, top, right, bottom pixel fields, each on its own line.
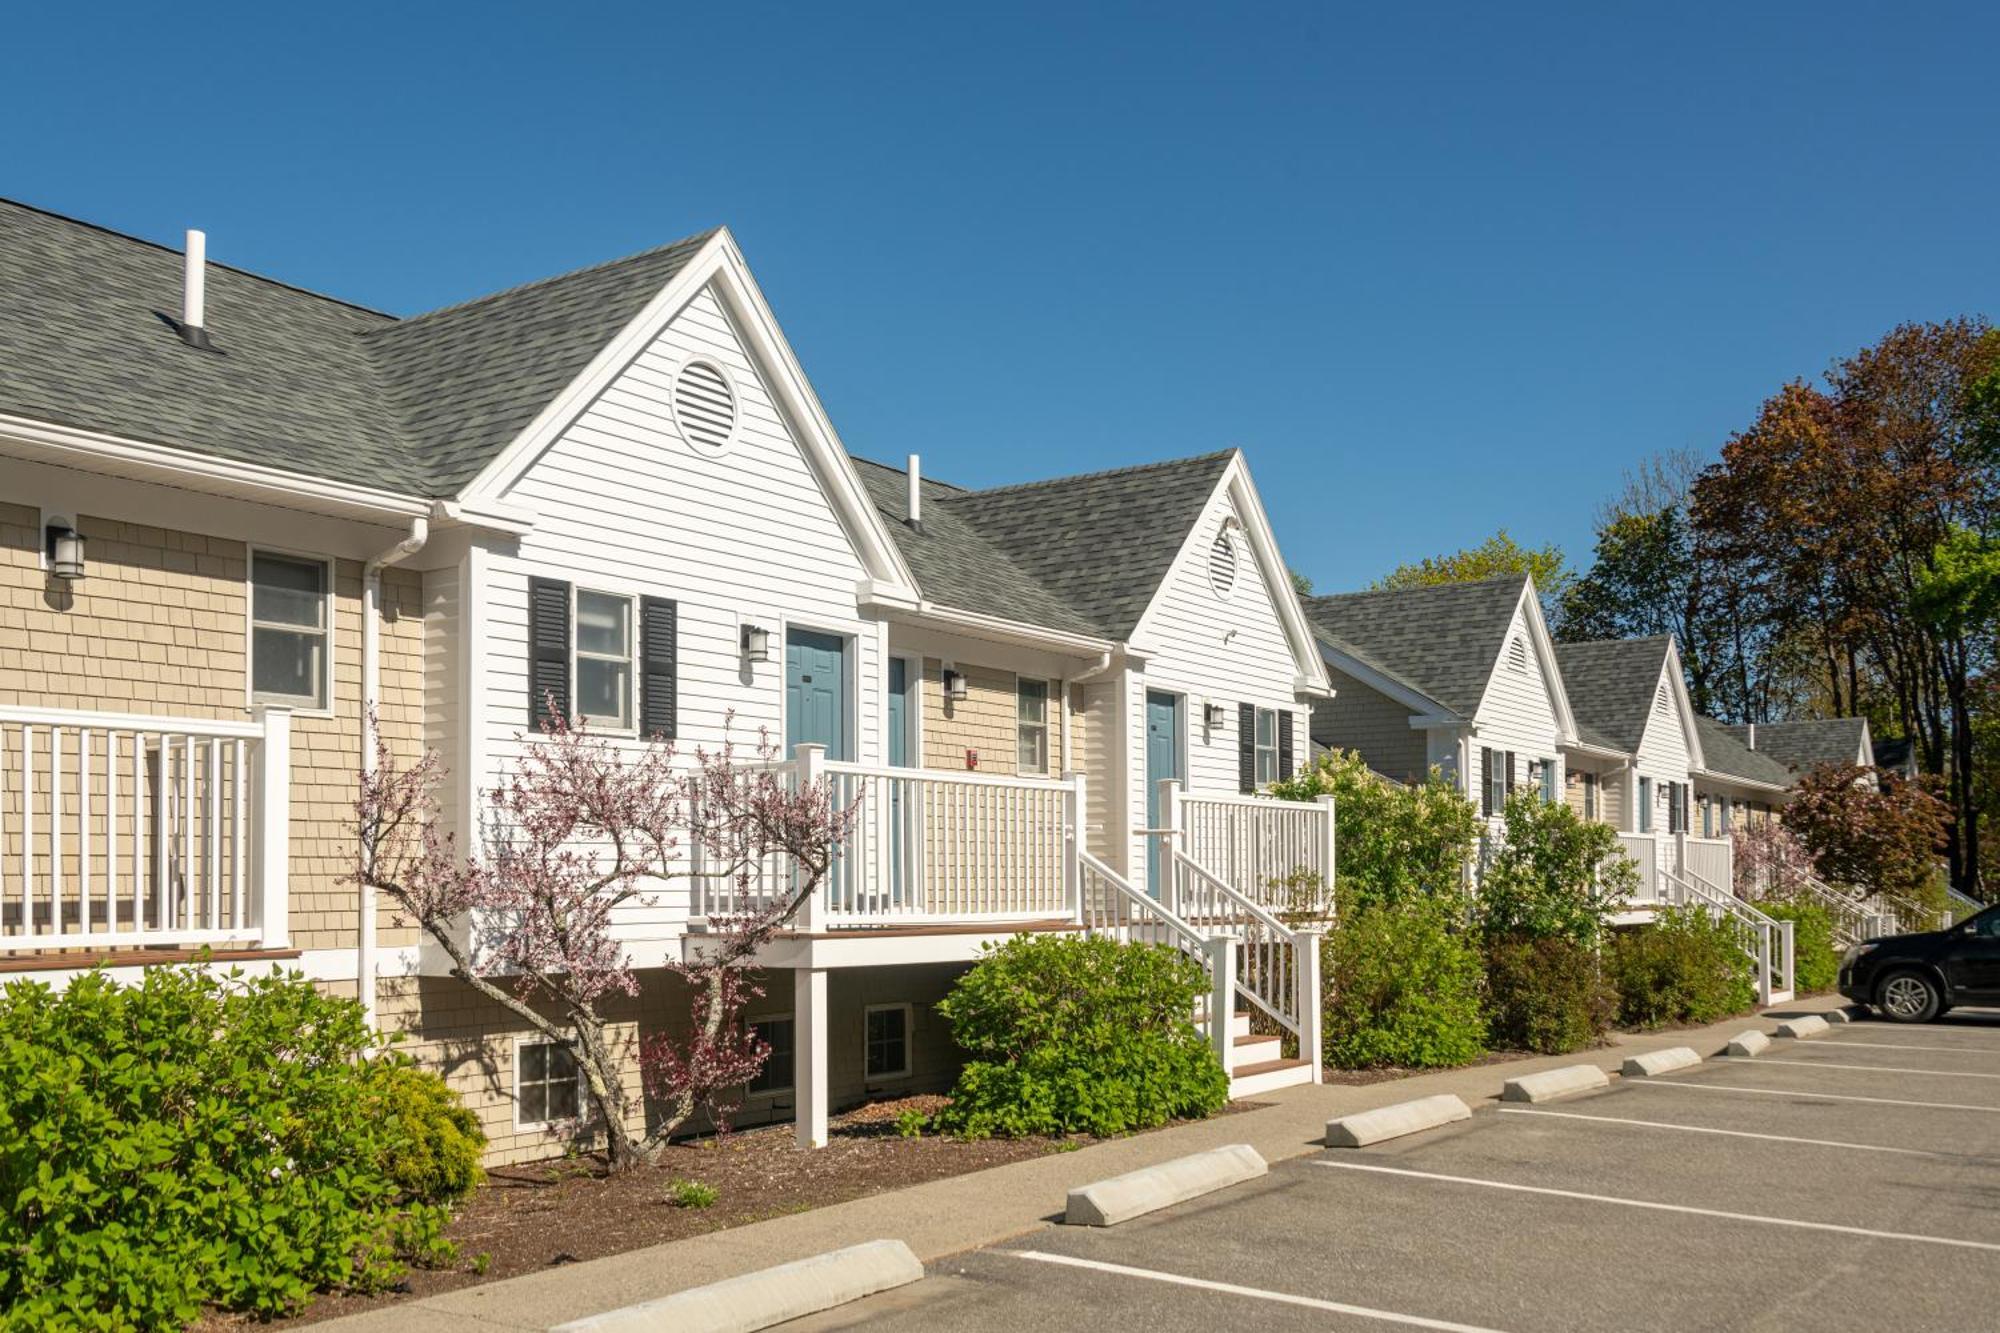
left=1017, top=678, right=1051, bottom=774
left=1254, top=708, right=1279, bottom=785
left=1540, top=759, right=1558, bottom=804
left=1638, top=776, right=1654, bottom=833
left=747, top=1015, right=795, bottom=1097
left=514, top=1036, right=583, bottom=1128
left=864, top=1003, right=912, bottom=1080
left=1581, top=771, right=1599, bottom=820
left=249, top=550, right=332, bottom=711
left=573, top=588, right=635, bottom=730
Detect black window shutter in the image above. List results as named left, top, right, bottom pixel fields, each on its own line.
left=639, top=597, right=678, bottom=741
left=527, top=576, right=571, bottom=730
left=1238, top=703, right=1256, bottom=794
left=1506, top=751, right=1517, bottom=795
left=1278, top=711, right=1295, bottom=781
left=1481, top=747, right=1495, bottom=816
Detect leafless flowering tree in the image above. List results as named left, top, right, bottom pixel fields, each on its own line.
left=352, top=712, right=858, bottom=1170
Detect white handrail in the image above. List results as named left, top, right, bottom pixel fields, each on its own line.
left=1669, top=865, right=1791, bottom=1004
left=1168, top=848, right=1302, bottom=1037
left=1180, top=789, right=1335, bottom=916
left=1077, top=850, right=1233, bottom=1069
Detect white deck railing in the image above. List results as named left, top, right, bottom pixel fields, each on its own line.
left=0, top=705, right=291, bottom=951
left=690, top=746, right=1084, bottom=929
left=1618, top=833, right=1659, bottom=900
left=1679, top=835, right=1733, bottom=893
left=1180, top=790, right=1336, bottom=916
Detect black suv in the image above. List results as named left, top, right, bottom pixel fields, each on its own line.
left=1841, top=904, right=2000, bottom=1022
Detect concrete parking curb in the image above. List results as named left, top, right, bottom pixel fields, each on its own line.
left=1823, top=1008, right=1855, bottom=1024
left=1727, top=1030, right=1771, bottom=1056
left=1776, top=1016, right=1831, bottom=1039
left=1500, top=1064, right=1610, bottom=1103
left=1064, top=1144, right=1267, bottom=1226
left=1621, top=1047, right=1701, bottom=1077
left=546, top=1238, right=922, bottom=1333
left=1324, top=1094, right=1473, bottom=1147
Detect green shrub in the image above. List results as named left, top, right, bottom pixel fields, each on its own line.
left=1484, top=933, right=1616, bottom=1053
left=934, top=935, right=1227, bottom=1139
left=1323, top=900, right=1487, bottom=1069
left=1270, top=750, right=1481, bottom=912
left=1607, top=907, right=1757, bottom=1028
left=1759, top=901, right=1839, bottom=995
left=0, top=966, right=459, bottom=1330
left=893, top=1108, right=930, bottom=1139
left=367, top=1063, right=486, bottom=1206
left=1480, top=792, right=1636, bottom=947
left=666, top=1179, right=718, bottom=1209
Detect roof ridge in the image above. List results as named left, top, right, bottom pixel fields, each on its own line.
left=950, top=448, right=1237, bottom=500
left=0, top=195, right=397, bottom=319
left=1308, top=572, right=1527, bottom=607
left=371, top=227, right=721, bottom=336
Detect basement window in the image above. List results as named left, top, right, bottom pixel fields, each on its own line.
left=864, top=1004, right=912, bottom=1081
left=747, top=1016, right=795, bottom=1096
left=515, top=1038, right=582, bottom=1128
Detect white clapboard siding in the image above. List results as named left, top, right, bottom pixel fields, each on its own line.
left=1467, top=595, right=1565, bottom=822
left=1632, top=658, right=1695, bottom=878
left=1128, top=485, right=1306, bottom=874
left=477, top=285, right=880, bottom=942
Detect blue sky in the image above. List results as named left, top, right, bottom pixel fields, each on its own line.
left=6, top=3, right=1995, bottom=590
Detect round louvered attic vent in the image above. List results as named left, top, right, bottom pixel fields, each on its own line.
left=673, top=360, right=738, bottom=455
left=1209, top=529, right=1240, bottom=598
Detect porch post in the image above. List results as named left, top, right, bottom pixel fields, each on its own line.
left=1157, top=778, right=1182, bottom=913
left=1205, top=933, right=1237, bottom=1079
left=251, top=707, right=291, bottom=949
left=1316, top=794, right=1337, bottom=916
left=1779, top=920, right=1795, bottom=997
left=1063, top=769, right=1086, bottom=923
left=1756, top=925, right=1773, bottom=1006
left=1294, top=927, right=1324, bottom=1084
left=794, top=743, right=826, bottom=931
left=795, top=966, right=829, bottom=1149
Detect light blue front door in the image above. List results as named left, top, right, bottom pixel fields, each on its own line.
left=785, top=629, right=848, bottom=760
left=886, top=658, right=911, bottom=767
left=1145, top=691, right=1182, bottom=898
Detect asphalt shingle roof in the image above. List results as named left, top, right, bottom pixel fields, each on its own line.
left=1694, top=716, right=1793, bottom=787
left=1300, top=576, right=1529, bottom=718
left=1724, top=718, right=1871, bottom=775
left=850, top=452, right=1234, bottom=641
left=0, top=198, right=713, bottom=495
left=1553, top=637, right=1672, bottom=754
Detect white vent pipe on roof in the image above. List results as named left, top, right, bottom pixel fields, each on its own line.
left=1747, top=723, right=1757, bottom=750
left=181, top=229, right=214, bottom=350
left=907, top=454, right=922, bottom=529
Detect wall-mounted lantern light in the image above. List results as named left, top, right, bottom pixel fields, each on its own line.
left=740, top=623, right=771, bottom=663
left=1203, top=701, right=1227, bottom=728
left=942, top=668, right=968, bottom=701
left=45, top=523, right=85, bottom=581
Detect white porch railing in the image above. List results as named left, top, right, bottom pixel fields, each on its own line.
left=0, top=705, right=291, bottom=951
left=1180, top=790, right=1336, bottom=916
left=1944, top=885, right=1985, bottom=928
left=1679, top=835, right=1733, bottom=893
left=690, top=746, right=1084, bottom=929
left=1618, top=833, right=1659, bottom=900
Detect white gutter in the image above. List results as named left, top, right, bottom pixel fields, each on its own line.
left=359, top=516, right=430, bottom=1028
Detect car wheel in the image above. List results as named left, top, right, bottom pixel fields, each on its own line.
left=1878, top=970, right=1942, bottom=1023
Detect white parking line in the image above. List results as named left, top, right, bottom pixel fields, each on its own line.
left=1313, top=1160, right=2000, bottom=1253
left=1004, top=1250, right=1508, bottom=1332
left=1759, top=1058, right=2000, bottom=1081
left=1494, top=1107, right=1953, bottom=1158
left=1822, top=1038, right=2000, bottom=1055
left=1626, top=1080, right=2000, bottom=1114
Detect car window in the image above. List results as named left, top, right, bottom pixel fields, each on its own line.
left=1975, top=910, right=2000, bottom=939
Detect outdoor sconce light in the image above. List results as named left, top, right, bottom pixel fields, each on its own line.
left=740, top=623, right=771, bottom=663
left=1203, top=701, right=1227, bottom=728
left=942, top=668, right=968, bottom=701
left=45, top=523, right=85, bottom=581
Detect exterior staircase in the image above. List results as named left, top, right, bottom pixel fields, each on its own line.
left=1224, top=1012, right=1317, bottom=1097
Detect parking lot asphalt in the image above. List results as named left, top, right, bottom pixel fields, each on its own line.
left=795, top=1008, right=2000, bottom=1332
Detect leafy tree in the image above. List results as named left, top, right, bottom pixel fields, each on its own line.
left=1782, top=762, right=1950, bottom=914
left=1479, top=790, right=1635, bottom=948
left=1372, top=528, right=1571, bottom=605
left=1289, top=567, right=1314, bottom=596
left=1268, top=750, right=1479, bottom=912
left=354, top=715, right=859, bottom=1171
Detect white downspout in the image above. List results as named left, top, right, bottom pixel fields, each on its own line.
left=360, top=517, right=429, bottom=1028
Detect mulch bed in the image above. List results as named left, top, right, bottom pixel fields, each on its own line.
left=211, top=1095, right=1260, bottom=1327
left=1318, top=1048, right=1545, bottom=1086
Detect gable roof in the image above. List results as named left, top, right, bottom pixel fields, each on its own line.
left=1301, top=576, right=1530, bottom=718
left=1725, top=718, right=1872, bottom=775
left=1693, top=716, right=1793, bottom=787
left=0, top=197, right=713, bottom=496
left=1553, top=637, right=1673, bottom=753
left=850, top=451, right=1235, bottom=641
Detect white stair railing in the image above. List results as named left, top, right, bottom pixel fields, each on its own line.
left=1667, top=865, right=1792, bottom=1005
left=1077, top=849, right=1237, bottom=1077
left=1179, top=789, right=1336, bottom=916
left=0, top=704, right=290, bottom=951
